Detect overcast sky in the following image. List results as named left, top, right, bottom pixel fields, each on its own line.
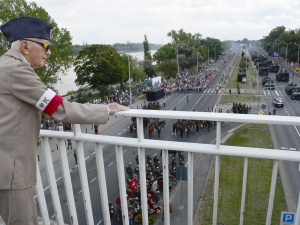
left=28, top=0, right=300, bottom=45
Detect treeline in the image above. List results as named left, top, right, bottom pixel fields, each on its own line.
left=73, top=43, right=162, bottom=55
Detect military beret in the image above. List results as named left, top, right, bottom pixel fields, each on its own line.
left=0, top=16, right=53, bottom=43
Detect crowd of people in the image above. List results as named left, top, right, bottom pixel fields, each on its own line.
left=114, top=151, right=184, bottom=224
left=232, top=102, right=251, bottom=114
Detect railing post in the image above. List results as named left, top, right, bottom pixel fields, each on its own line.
left=295, top=191, right=300, bottom=225
left=188, top=152, right=194, bottom=225
left=41, top=137, right=64, bottom=225
left=240, top=157, right=248, bottom=225
left=136, top=117, right=149, bottom=225
left=74, top=124, right=94, bottom=225
left=95, top=143, right=111, bottom=225
left=162, top=149, right=170, bottom=225
left=115, top=145, right=129, bottom=225
left=213, top=121, right=222, bottom=225
left=266, top=160, right=279, bottom=225
left=35, top=155, right=50, bottom=225
left=59, top=139, right=78, bottom=225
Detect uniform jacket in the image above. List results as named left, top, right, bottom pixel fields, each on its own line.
left=0, top=49, right=109, bottom=189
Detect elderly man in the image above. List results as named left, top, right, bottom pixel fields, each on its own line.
left=0, top=16, right=129, bottom=225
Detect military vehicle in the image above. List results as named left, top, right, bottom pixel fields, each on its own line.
left=259, top=67, right=269, bottom=75
left=276, top=71, right=289, bottom=82
left=265, top=60, right=273, bottom=67
left=269, top=65, right=280, bottom=73
left=262, top=76, right=273, bottom=85
left=263, top=81, right=275, bottom=90
left=291, top=91, right=300, bottom=99
left=285, top=83, right=300, bottom=95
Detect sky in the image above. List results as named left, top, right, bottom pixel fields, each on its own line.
left=27, top=0, right=300, bottom=45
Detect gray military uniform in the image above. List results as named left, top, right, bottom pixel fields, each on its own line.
left=0, top=49, right=109, bottom=190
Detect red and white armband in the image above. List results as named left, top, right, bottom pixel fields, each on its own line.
left=35, top=89, right=63, bottom=116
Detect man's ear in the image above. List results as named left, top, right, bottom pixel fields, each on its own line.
left=20, top=40, right=30, bottom=55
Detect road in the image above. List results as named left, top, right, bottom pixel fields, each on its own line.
left=257, top=68, right=300, bottom=211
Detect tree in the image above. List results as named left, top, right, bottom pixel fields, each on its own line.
left=74, top=44, right=126, bottom=91
left=121, top=54, right=147, bottom=83
left=143, top=35, right=152, bottom=62
left=156, top=59, right=177, bottom=77
left=0, top=0, right=74, bottom=89
left=153, top=43, right=174, bottom=64
left=143, top=60, right=156, bottom=77
left=167, top=29, right=193, bottom=46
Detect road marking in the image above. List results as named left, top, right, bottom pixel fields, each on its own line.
left=43, top=186, right=50, bottom=192
left=56, top=177, right=62, bottom=182
left=85, top=156, right=90, bottom=160
left=294, top=125, right=300, bottom=137
left=51, top=214, right=55, bottom=218
left=118, top=132, right=122, bottom=135
left=124, top=149, right=128, bottom=153
left=78, top=190, right=82, bottom=194
left=108, top=162, right=113, bottom=167
left=90, top=177, right=96, bottom=183
left=290, top=148, right=297, bottom=151
left=281, top=147, right=288, bottom=150
left=96, top=220, right=102, bottom=225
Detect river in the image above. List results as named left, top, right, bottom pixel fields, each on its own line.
left=55, top=50, right=156, bottom=95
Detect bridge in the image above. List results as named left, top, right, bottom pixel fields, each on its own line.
left=12, top=109, right=299, bottom=225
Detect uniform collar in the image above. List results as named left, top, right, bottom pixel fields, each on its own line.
left=5, top=49, right=30, bottom=65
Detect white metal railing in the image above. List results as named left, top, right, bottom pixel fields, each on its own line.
left=36, top=109, right=300, bottom=225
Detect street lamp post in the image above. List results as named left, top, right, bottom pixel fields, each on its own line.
left=283, top=42, right=289, bottom=63
left=173, top=46, right=182, bottom=76
left=120, top=52, right=144, bottom=108
left=127, top=56, right=133, bottom=108
left=214, top=44, right=218, bottom=61
left=196, top=49, right=199, bottom=73
left=207, top=45, right=212, bottom=63
left=294, top=43, right=300, bottom=64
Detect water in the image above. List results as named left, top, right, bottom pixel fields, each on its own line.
left=54, top=50, right=157, bottom=95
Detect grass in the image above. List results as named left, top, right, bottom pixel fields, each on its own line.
left=218, top=95, right=252, bottom=104
left=195, top=125, right=286, bottom=225
left=194, top=55, right=287, bottom=225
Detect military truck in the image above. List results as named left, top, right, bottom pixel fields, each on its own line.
left=276, top=71, right=289, bottom=82
left=285, top=83, right=300, bottom=95
left=269, top=64, right=280, bottom=73
left=259, top=67, right=269, bottom=75
left=263, top=81, right=275, bottom=90
left=262, top=76, right=273, bottom=85
left=291, top=91, right=300, bottom=99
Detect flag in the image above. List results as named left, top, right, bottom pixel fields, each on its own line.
left=128, top=178, right=137, bottom=189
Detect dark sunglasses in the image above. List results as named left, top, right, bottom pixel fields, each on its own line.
left=21, top=38, right=51, bottom=51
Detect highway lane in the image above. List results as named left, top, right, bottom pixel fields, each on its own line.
left=257, top=69, right=300, bottom=210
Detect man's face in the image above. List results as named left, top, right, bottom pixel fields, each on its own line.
left=22, top=38, right=51, bottom=68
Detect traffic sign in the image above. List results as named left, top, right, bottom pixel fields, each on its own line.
left=258, top=110, right=264, bottom=115
left=280, top=211, right=295, bottom=225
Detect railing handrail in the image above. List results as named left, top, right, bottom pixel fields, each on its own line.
left=116, top=109, right=300, bottom=126
left=37, top=109, right=300, bottom=225
left=40, top=129, right=300, bottom=162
